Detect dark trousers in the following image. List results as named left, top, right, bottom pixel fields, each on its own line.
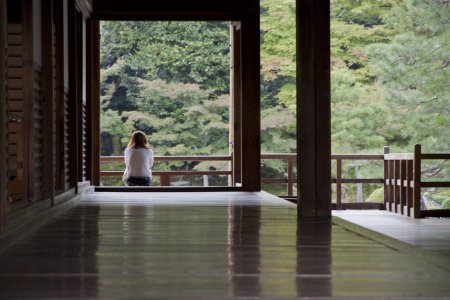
left=126, top=176, right=151, bottom=186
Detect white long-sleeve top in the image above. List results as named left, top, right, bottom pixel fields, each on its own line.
left=122, top=147, right=154, bottom=181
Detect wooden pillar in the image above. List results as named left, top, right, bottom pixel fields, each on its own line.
left=41, top=0, right=55, bottom=203
left=67, top=0, right=79, bottom=190
left=88, top=19, right=100, bottom=185
left=297, top=0, right=331, bottom=217
left=240, top=11, right=260, bottom=191
left=22, top=0, right=34, bottom=202
left=0, top=0, right=7, bottom=229
left=230, top=22, right=242, bottom=186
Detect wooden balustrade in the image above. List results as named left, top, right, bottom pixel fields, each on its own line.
left=100, top=145, right=450, bottom=218
left=385, top=144, right=450, bottom=218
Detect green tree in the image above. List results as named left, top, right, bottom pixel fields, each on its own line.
left=367, top=0, right=450, bottom=152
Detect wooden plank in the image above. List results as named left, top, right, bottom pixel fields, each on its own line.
left=95, top=186, right=243, bottom=192
left=420, top=209, right=450, bottom=218
left=332, top=154, right=384, bottom=160
left=8, top=101, right=22, bottom=111
left=7, top=34, right=22, bottom=45
left=7, top=68, right=23, bottom=78
left=8, top=78, right=23, bottom=89
left=384, top=153, right=414, bottom=160
left=332, top=179, right=384, bottom=184
left=421, top=182, right=450, bottom=188
left=421, top=153, right=450, bottom=160
left=331, top=202, right=385, bottom=210
left=7, top=24, right=22, bottom=33
left=102, top=170, right=232, bottom=177
left=100, top=155, right=232, bottom=162
left=7, top=46, right=23, bottom=56
left=7, top=89, right=23, bottom=99
left=7, top=57, right=22, bottom=67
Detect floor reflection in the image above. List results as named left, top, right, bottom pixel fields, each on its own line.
left=0, top=205, right=100, bottom=299
left=227, top=205, right=261, bottom=297
left=296, top=217, right=332, bottom=297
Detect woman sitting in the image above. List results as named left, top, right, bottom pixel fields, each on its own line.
left=122, top=131, right=154, bottom=186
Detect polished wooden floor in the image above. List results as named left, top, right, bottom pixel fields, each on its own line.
left=0, top=192, right=449, bottom=299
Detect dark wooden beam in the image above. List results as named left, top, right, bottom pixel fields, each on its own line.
left=240, top=11, right=260, bottom=191
left=67, top=0, right=79, bottom=190
left=297, top=0, right=331, bottom=217
left=0, top=0, right=7, bottom=230
left=92, top=0, right=257, bottom=20
left=230, top=23, right=242, bottom=185
left=87, top=19, right=100, bottom=185
left=22, top=0, right=34, bottom=202
left=53, top=0, right=65, bottom=191
left=41, top=0, right=55, bottom=203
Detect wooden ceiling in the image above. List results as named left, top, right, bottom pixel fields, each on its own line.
left=91, top=0, right=259, bottom=20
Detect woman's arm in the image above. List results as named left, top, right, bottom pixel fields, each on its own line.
left=148, top=149, right=154, bottom=168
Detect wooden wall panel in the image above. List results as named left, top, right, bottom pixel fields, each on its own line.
left=0, top=0, right=7, bottom=229
left=33, top=65, right=43, bottom=201
left=6, top=24, right=23, bottom=201
left=64, top=89, right=70, bottom=189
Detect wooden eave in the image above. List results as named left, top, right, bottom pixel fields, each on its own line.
left=91, top=0, right=258, bottom=20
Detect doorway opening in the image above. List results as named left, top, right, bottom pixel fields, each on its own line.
left=99, top=21, right=242, bottom=188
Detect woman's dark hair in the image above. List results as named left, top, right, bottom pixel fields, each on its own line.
left=127, top=131, right=150, bottom=149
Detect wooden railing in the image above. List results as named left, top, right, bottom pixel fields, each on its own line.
left=101, top=155, right=232, bottom=186
left=100, top=145, right=450, bottom=218
left=385, top=144, right=450, bottom=218
left=331, top=154, right=384, bottom=210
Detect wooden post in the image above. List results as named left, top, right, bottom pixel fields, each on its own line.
left=0, top=0, right=7, bottom=229
left=413, top=144, right=421, bottom=218
left=336, top=158, right=342, bottom=210
left=383, top=146, right=389, bottom=211
left=86, top=20, right=100, bottom=185
left=160, top=174, right=170, bottom=186
left=41, top=0, right=55, bottom=204
left=22, top=0, right=34, bottom=202
left=297, top=0, right=331, bottom=217
left=230, top=22, right=242, bottom=186
left=393, top=159, right=399, bottom=213
left=68, top=0, right=79, bottom=191
left=405, top=159, right=413, bottom=217
left=240, top=12, right=260, bottom=191
left=399, top=159, right=406, bottom=214
left=287, top=157, right=294, bottom=196
left=53, top=0, right=65, bottom=191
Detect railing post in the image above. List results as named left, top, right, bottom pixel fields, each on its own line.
left=160, top=174, right=170, bottom=187
left=287, top=158, right=294, bottom=196
left=336, top=158, right=342, bottom=210
left=413, top=144, right=421, bottom=218
left=383, top=146, right=390, bottom=211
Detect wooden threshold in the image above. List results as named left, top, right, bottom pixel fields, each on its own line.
left=95, top=186, right=244, bottom=192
